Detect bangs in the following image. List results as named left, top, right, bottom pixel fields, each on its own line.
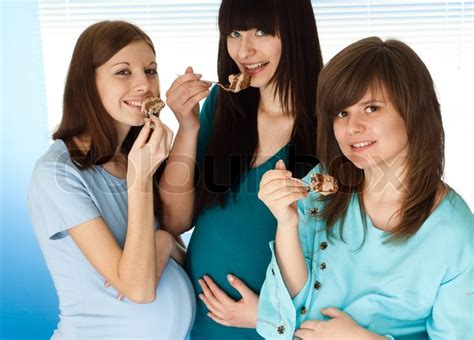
left=218, top=0, right=278, bottom=36
left=320, top=47, right=395, bottom=121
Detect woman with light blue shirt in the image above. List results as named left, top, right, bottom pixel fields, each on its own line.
left=27, top=21, right=195, bottom=339
left=257, top=37, right=473, bottom=339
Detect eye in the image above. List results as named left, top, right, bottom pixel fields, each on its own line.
left=145, top=69, right=158, bottom=77
left=229, top=31, right=240, bottom=38
left=336, top=111, right=348, bottom=118
left=365, top=105, right=379, bottom=113
left=255, top=30, right=266, bottom=37
left=115, top=69, right=130, bottom=76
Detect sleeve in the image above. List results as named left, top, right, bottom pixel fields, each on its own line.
left=27, top=157, right=101, bottom=240
left=426, top=232, right=474, bottom=339
left=196, top=84, right=218, bottom=165
left=256, top=192, right=317, bottom=339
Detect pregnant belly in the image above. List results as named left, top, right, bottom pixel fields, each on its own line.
left=56, top=259, right=196, bottom=339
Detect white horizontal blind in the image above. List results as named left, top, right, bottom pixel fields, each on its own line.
left=39, top=0, right=473, bottom=207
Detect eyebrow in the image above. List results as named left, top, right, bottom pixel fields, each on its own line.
left=359, top=99, right=385, bottom=105
left=111, top=61, right=157, bottom=67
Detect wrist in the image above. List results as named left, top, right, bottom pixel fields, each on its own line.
left=177, top=124, right=200, bottom=135
left=276, top=215, right=299, bottom=229
left=128, top=175, right=154, bottom=193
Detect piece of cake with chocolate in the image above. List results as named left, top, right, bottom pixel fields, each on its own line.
left=309, top=173, right=338, bottom=195
left=218, top=73, right=251, bottom=93
left=141, top=96, right=165, bottom=118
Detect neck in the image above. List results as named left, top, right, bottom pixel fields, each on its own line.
left=362, top=162, right=408, bottom=204
left=259, top=83, right=287, bottom=118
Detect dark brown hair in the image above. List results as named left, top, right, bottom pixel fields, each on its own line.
left=316, top=37, right=444, bottom=243
left=53, top=20, right=164, bottom=219
left=195, top=0, right=323, bottom=214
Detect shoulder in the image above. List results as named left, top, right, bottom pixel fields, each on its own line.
left=29, top=140, right=89, bottom=201
left=31, top=140, right=81, bottom=181
left=432, top=190, right=473, bottom=238
left=418, top=190, right=473, bottom=270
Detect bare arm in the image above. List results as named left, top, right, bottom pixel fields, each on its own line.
left=159, top=67, right=210, bottom=235
left=69, top=117, right=173, bottom=303
left=258, top=160, right=308, bottom=296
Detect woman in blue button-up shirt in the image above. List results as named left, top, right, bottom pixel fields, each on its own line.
left=257, top=37, right=473, bottom=339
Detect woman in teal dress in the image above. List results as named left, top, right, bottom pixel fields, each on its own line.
left=160, top=0, right=323, bottom=337
left=257, top=37, right=473, bottom=339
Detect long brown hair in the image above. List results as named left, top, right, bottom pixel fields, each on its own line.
left=316, top=37, right=444, bottom=243
left=53, top=20, right=164, bottom=219
left=195, top=0, right=323, bottom=215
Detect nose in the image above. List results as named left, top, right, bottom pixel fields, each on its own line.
left=347, top=113, right=366, bottom=135
left=238, top=35, right=256, bottom=60
left=133, top=72, right=152, bottom=94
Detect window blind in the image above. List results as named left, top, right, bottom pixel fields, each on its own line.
left=38, top=0, right=473, bottom=206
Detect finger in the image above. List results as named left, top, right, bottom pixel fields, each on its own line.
left=294, top=328, right=314, bottom=339
left=203, top=275, right=234, bottom=305
left=207, top=312, right=232, bottom=327
left=185, top=66, right=193, bottom=74
left=320, top=307, right=345, bottom=319
left=198, top=279, right=223, bottom=312
left=259, top=169, right=293, bottom=188
left=131, top=118, right=153, bottom=150
left=166, top=84, right=210, bottom=115
left=299, top=320, right=321, bottom=329
left=146, top=116, right=166, bottom=149
left=261, top=185, right=308, bottom=204
left=227, top=274, right=256, bottom=300
left=167, top=72, right=203, bottom=94
left=275, top=159, right=286, bottom=170
left=260, top=178, right=307, bottom=196
left=199, top=294, right=225, bottom=319
left=271, top=192, right=307, bottom=208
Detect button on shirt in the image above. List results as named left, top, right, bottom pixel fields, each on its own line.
left=257, top=165, right=474, bottom=339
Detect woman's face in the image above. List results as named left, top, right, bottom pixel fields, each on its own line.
left=95, top=40, right=159, bottom=135
left=333, top=87, right=409, bottom=174
left=226, top=28, right=281, bottom=89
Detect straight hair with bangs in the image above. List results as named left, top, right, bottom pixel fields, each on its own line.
left=195, top=0, right=323, bottom=215
left=316, top=37, right=444, bottom=243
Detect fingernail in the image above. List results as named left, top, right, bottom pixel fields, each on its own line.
left=104, top=282, right=110, bottom=288
left=196, top=74, right=202, bottom=79
left=285, top=171, right=292, bottom=177
left=227, top=274, right=234, bottom=283
left=198, top=294, right=203, bottom=300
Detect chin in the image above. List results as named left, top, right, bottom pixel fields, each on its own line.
left=346, top=154, right=372, bottom=170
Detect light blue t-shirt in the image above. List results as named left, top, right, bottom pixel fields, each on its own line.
left=27, top=140, right=195, bottom=339
left=257, top=165, right=473, bottom=339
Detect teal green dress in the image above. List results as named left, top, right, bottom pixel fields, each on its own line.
left=185, top=86, right=289, bottom=339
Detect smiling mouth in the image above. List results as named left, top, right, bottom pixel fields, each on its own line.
left=244, top=61, right=269, bottom=71
left=351, top=141, right=376, bottom=148
left=124, top=100, right=142, bottom=108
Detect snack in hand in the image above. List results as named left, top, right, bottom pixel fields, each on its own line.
left=309, top=173, right=338, bottom=195
left=141, top=96, right=165, bottom=118
left=218, top=73, right=251, bottom=93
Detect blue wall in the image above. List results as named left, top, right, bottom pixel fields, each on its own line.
left=1, top=1, right=58, bottom=339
